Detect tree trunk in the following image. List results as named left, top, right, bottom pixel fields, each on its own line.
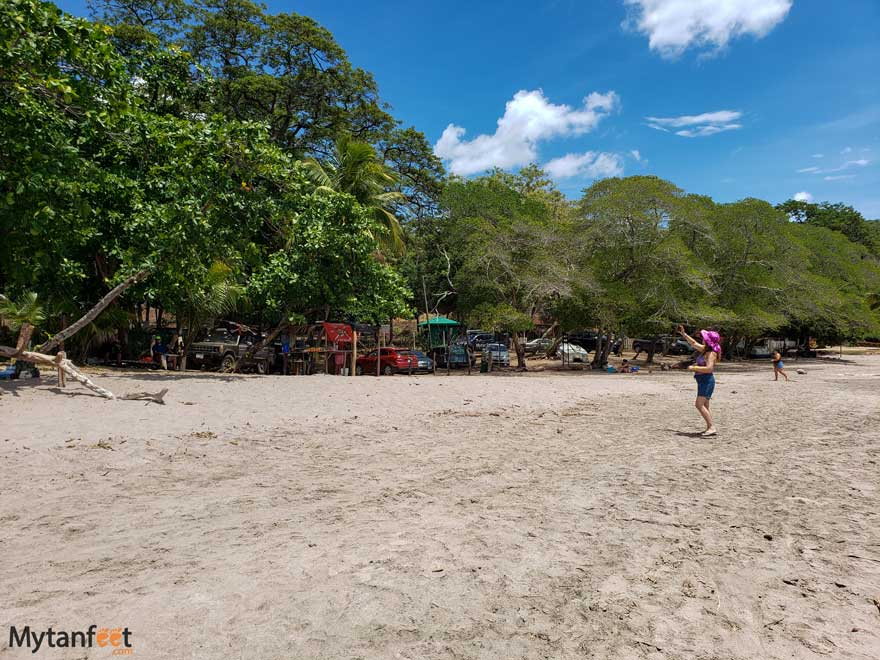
left=599, top=333, right=614, bottom=366
left=15, top=323, right=34, bottom=353
left=37, top=268, right=150, bottom=354
left=512, top=333, right=527, bottom=370
left=591, top=330, right=606, bottom=368
left=646, top=336, right=658, bottom=364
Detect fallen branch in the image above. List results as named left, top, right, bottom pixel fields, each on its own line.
left=0, top=345, right=116, bottom=399
left=121, top=388, right=168, bottom=405
left=36, top=268, right=150, bottom=354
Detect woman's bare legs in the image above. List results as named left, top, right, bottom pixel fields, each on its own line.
left=695, top=396, right=716, bottom=434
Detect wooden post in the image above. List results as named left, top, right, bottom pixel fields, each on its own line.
left=377, top=333, right=382, bottom=377
left=351, top=329, right=358, bottom=376
left=57, top=350, right=66, bottom=387
left=446, top=329, right=450, bottom=376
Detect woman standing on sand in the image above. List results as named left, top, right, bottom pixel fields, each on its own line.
left=677, top=325, right=722, bottom=437
left=772, top=350, right=789, bottom=381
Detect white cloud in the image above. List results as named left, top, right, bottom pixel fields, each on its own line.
left=646, top=110, right=742, bottom=137
left=676, top=124, right=741, bottom=137
left=811, top=153, right=824, bottom=158
left=793, top=191, right=813, bottom=202
left=824, top=175, right=856, bottom=181
left=434, top=89, right=620, bottom=176
left=630, top=149, right=642, bottom=161
left=823, top=159, right=870, bottom=173
left=624, top=0, right=792, bottom=58
left=841, top=147, right=853, bottom=154
left=797, top=159, right=869, bottom=175
left=544, top=151, right=624, bottom=180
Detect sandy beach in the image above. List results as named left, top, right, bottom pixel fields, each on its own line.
left=1, top=356, right=879, bottom=659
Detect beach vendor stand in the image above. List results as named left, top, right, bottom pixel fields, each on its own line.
left=418, top=316, right=461, bottom=374
left=302, top=322, right=354, bottom=375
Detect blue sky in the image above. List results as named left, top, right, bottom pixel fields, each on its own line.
left=57, top=0, right=880, bottom=217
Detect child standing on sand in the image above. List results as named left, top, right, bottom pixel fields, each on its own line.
left=772, top=350, right=788, bottom=381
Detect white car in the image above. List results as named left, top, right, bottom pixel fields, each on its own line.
left=558, top=341, right=589, bottom=363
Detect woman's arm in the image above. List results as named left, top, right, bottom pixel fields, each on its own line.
left=689, top=351, right=716, bottom=374
left=677, top=324, right=706, bottom=352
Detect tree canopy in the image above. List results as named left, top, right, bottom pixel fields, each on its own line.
left=2, top=0, right=878, bottom=366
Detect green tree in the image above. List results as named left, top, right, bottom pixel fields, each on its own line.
left=778, top=199, right=879, bottom=254
left=302, top=135, right=406, bottom=254
left=184, top=0, right=395, bottom=155
left=248, top=166, right=411, bottom=325
left=574, top=176, right=708, bottom=363
left=442, top=173, right=573, bottom=369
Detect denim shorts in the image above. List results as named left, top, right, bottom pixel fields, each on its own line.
left=695, top=373, right=715, bottom=399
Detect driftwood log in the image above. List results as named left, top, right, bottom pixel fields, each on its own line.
left=0, top=345, right=116, bottom=398
left=121, top=388, right=168, bottom=404
left=2, top=267, right=154, bottom=401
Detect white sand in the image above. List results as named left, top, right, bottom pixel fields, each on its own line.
left=1, top=357, right=879, bottom=659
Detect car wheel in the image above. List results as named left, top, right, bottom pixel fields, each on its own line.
left=355, top=365, right=363, bottom=376
left=220, top=353, right=237, bottom=373
left=383, top=365, right=394, bottom=376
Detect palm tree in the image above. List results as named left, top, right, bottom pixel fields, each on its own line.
left=0, top=291, right=45, bottom=356
left=0, top=292, right=45, bottom=332
left=302, top=135, right=406, bottom=255
left=175, top=262, right=242, bottom=369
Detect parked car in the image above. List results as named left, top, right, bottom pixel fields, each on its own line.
left=466, top=330, right=495, bottom=351
left=632, top=336, right=670, bottom=355
left=566, top=331, right=607, bottom=352
left=524, top=337, right=553, bottom=355
left=410, top=350, right=435, bottom=373
left=748, top=342, right=773, bottom=359
left=188, top=327, right=273, bottom=373
left=558, top=341, right=590, bottom=363
left=666, top=338, right=695, bottom=355
left=356, top=347, right=417, bottom=375
left=482, top=343, right=510, bottom=367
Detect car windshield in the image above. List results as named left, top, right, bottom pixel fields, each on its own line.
left=486, top=344, right=506, bottom=350
left=204, top=331, right=231, bottom=342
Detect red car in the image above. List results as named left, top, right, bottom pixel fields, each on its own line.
left=356, top=348, right=417, bottom=376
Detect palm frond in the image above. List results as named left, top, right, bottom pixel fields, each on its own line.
left=0, top=291, right=45, bottom=331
